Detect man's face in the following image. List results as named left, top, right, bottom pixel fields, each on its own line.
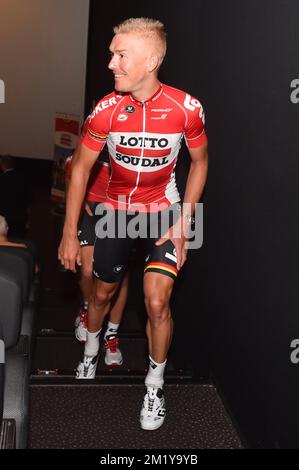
left=108, top=33, right=154, bottom=94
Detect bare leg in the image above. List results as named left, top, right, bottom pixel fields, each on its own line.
left=143, top=272, right=174, bottom=363
left=140, top=272, right=173, bottom=430
left=78, top=246, right=93, bottom=303
left=109, top=271, right=129, bottom=325
left=88, top=279, right=119, bottom=332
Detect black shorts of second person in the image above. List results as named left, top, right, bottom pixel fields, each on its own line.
left=78, top=201, right=101, bottom=247
left=92, top=204, right=181, bottom=283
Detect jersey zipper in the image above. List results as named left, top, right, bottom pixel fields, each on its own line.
left=128, top=102, right=146, bottom=208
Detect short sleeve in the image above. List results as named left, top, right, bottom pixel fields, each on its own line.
left=184, top=94, right=207, bottom=149
left=81, top=95, right=117, bottom=152
left=77, top=117, right=90, bottom=145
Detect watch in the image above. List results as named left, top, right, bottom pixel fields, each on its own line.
left=185, top=214, right=195, bottom=226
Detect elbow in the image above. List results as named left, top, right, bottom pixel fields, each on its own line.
left=71, top=162, right=90, bottom=184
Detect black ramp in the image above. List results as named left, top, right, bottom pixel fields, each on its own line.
left=37, top=305, right=145, bottom=335
left=31, top=336, right=190, bottom=376
left=29, top=384, right=242, bottom=449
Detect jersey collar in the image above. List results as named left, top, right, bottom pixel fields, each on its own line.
left=129, top=83, right=163, bottom=106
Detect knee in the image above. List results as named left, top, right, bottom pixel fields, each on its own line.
left=144, top=294, right=170, bottom=324
left=92, top=285, right=115, bottom=308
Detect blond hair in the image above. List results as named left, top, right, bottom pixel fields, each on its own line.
left=113, top=17, right=167, bottom=64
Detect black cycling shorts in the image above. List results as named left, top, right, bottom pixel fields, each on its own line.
left=92, top=203, right=181, bottom=283
left=78, top=201, right=100, bottom=247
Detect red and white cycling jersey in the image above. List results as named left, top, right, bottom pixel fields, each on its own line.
left=82, top=83, right=207, bottom=212
left=65, top=118, right=110, bottom=203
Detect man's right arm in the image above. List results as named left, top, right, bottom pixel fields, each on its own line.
left=58, top=143, right=100, bottom=272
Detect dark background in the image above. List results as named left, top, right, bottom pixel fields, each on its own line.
left=85, top=0, right=299, bottom=448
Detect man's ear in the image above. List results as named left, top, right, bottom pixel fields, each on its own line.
left=148, top=54, right=160, bottom=72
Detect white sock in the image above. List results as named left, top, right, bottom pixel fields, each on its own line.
left=104, top=321, right=120, bottom=339
left=145, top=355, right=167, bottom=389
left=84, top=329, right=101, bottom=357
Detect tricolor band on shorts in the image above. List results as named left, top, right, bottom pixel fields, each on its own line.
left=143, top=239, right=178, bottom=280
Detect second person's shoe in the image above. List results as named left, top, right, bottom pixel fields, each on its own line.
left=74, top=307, right=88, bottom=343
left=104, top=334, right=123, bottom=366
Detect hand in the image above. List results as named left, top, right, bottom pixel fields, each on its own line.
left=155, top=217, right=188, bottom=270
left=58, top=234, right=82, bottom=272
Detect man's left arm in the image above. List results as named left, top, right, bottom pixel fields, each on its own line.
left=181, top=142, right=208, bottom=233
left=156, top=143, right=208, bottom=270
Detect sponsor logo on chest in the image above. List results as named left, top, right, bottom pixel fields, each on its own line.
left=150, top=108, right=173, bottom=120
left=119, top=135, right=169, bottom=149
left=117, top=114, right=128, bottom=122
left=108, top=132, right=182, bottom=172
left=115, top=152, right=169, bottom=169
